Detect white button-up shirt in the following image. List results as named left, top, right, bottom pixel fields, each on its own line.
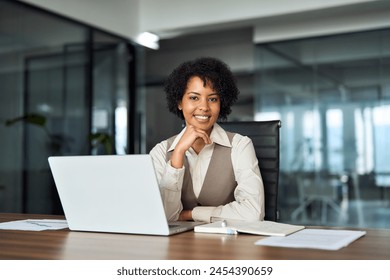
left=149, top=123, right=265, bottom=222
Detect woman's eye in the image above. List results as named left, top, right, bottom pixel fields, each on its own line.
left=189, top=96, right=198, bottom=100
left=209, top=97, right=218, bottom=102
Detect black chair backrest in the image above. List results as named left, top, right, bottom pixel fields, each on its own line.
left=219, top=120, right=281, bottom=221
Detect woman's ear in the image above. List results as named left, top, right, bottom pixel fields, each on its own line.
left=178, top=102, right=182, bottom=110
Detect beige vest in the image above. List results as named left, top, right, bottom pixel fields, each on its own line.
left=166, top=132, right=237, bottom=210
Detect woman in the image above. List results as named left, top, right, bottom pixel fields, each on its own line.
left=150, top=57, right=264, bottom=223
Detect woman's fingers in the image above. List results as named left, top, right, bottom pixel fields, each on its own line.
left=186, top=125, right=211, bottom=145
left=174, top=126, right=211, bottom=153
left=171, top=126, right=212, bottom=168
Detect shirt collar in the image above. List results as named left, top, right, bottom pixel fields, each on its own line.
left=167, top=123, right=232, bottom=152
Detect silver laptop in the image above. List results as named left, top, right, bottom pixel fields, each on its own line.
left=48, top=154, right=203, bottom=236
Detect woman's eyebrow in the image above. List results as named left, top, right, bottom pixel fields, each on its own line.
left=185, top=91, right=219, bottom=96
left=186, top=91, right=218, bottom=94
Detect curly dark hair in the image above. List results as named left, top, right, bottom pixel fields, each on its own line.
left=164, top=57, right=239, bottom=121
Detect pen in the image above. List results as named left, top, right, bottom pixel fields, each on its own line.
left=226, top=228, right=237, bottom=235
left=221, top=220, right=237, bottom=234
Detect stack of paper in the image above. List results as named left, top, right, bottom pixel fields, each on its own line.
left=0, top=219, right=68, bottom=231
left=255, top=229, right=366, bottom=250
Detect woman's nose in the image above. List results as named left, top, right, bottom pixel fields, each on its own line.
left=198, top=98, right=209, bottom=111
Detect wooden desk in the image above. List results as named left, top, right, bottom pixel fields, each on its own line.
left=1, top=213, right=389, bottom=260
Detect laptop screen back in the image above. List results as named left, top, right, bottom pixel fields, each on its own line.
left=48, top=155, right=170, bottom=235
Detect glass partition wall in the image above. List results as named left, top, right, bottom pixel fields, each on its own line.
left=0, top=1, right=134, bottom=214
left=255, top=30, right=390, bottom=228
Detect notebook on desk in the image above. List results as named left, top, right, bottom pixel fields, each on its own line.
left=48, top=154, right=203, bottom=236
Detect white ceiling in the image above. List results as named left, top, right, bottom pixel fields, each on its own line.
left=18, top=0, right=390, bottom=43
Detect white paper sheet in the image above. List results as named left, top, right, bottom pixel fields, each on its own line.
left=0, top=219, right=68, bottom=231
left=255, top=229, right=366, bottom=250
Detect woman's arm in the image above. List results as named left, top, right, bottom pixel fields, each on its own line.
left=149, top=141, right=185, bottom=221
left=151, top=126, right=212, bottom=221
left=192, top=135, right=265, bottom=222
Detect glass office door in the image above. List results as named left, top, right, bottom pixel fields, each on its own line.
left=0, top=1, right=135, bottom=214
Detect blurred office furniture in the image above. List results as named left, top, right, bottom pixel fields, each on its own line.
left=219, top=120, right=281, bottom=222
left=291, top=172, right=348, bottom=224
left=374, top=172, right=390, bottom=206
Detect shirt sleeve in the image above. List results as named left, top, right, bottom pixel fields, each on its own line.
left=149, top=141, right=184, bottom=221
left=192, top=135, right=265, bottom=222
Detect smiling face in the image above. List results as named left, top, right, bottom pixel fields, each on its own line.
left=178, top=76, right=220, bottom=135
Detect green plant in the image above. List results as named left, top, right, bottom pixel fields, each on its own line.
left=89, top=132, right=114, bottom=155
left=5, top=113, right=47, bottom=129
left=5, top=113, right=114, bottom=155
left=6, top=113, right=72, bottom=155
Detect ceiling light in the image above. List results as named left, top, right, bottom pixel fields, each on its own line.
left=136, top=32, right=159, bottom=50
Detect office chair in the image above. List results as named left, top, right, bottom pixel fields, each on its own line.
left=219, top=120, right=281, bottom=221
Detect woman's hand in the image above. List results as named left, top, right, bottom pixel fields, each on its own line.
left=170, top=125, right=211, bottom=168
left=179, top=125, right=212, bottom=150
left=178, top=210, right=193, bottom=221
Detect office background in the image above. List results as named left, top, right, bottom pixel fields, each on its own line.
left=1, top=0, right=389, bottom=229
